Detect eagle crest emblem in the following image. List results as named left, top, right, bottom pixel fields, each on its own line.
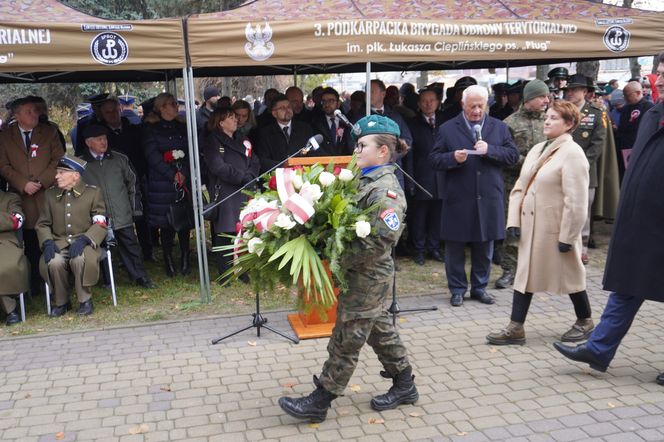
left=244, top=22, right=274, bottom=61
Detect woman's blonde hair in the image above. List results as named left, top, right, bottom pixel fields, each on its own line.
left=144, top=92, right=186, bottom=124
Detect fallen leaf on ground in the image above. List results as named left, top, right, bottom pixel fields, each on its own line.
left=489, top=347, right=497, bottom=353
left=247, top=341, right=257, bottom=346
left=408, top=412, right=421, bottom=417
left=24, top=393, right=31, bottom=399
left=432, top=272, right=440, bottom=277
left=608, top=402, right=616, bottom=408
left=11, top=331, right=18, bottom=335
left=282, top=383, right=295, bottom=389
left=349, top=384, right=361, bottom=392
left=159, top=386, right=171, bottom=392
left=368, top=417, right=385, bottom=424
left=308, top=423, right=319, bottom=429
left=399, top=318, right=407, bottom=323
left=338, top=409, right=349, bottom=416
left=128, top=423, right=149, bottom=435
left=55, top=432, right=65, bottom=440
left=457, top=432, right=467, bottom=436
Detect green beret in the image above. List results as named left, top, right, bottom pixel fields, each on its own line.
left=352, top=114, right=400, bottom=141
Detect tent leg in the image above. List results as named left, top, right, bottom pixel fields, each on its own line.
left=365, top=62, right=372, bottom=116
left=182, top=67, right=211, bottom=304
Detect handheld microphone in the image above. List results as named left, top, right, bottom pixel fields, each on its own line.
left=301, top=134, right=324, bottom=154
left=334, top=109, right=361, bottom=136
left=473, top=124, right=483, bottom=142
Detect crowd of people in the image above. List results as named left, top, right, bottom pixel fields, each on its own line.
left=0, top=53, right=662, bottom=424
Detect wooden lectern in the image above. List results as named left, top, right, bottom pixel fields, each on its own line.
left=285, top=155, right=352, bottom=339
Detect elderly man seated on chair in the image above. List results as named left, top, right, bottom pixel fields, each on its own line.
left=36, top=155, right=107, bottom=317
left=0, top=189, right=29, bottom=325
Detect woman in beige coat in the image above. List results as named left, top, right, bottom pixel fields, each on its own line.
left=487, top=100, right=592, bottom=345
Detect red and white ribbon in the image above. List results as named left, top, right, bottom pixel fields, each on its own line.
left=275, top=168, right=314, bottom=224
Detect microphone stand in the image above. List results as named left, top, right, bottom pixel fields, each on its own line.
left=208, top=144, right=318, bottom=346
left=202, top=144, right=317, bottom=217
left=388, top=163, right=438, bottom=326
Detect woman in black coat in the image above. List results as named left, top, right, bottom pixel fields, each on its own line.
left=142, top=93, right=192, bottom=277
left=204, top=107, right=260, bottom=281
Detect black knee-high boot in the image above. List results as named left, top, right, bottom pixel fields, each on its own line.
left=178, top=230, right=191, bottom=275
left=161, top=228, right=176, bottom=277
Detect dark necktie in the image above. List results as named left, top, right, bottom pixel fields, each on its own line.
left=329, top=118, right=337, bottom=145
left=282, top=126, right=290, bottom=142
left=428, top=117, right=435, bottom=129
left=23, top=131, right=31, bottom=152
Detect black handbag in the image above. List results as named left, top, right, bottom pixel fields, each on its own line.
left=203, top=184, right=222, bottom=221
left=167, top=186, right=194, bottom=231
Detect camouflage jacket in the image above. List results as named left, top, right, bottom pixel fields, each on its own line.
left=339, top=164, right=406, bottom=320
left=503, top=106, right=547, bottom=194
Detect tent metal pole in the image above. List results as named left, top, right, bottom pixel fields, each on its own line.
left=293, top=67, right=297, bottom=87
left=182, top=66, right=211, bottom=304
left=365, top=62, right=371, bottom=116
left=506, top=61, right=510, bottom=83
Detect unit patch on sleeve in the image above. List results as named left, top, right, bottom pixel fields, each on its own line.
left=380, top=208, right=400, bottom=231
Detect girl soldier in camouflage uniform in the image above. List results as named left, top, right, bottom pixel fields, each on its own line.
left=279, top=115, right=419, bottom=423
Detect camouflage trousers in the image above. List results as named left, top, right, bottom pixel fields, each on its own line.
left=318, top=311, right=410, bottom=396
left=499, top=241, right=518, bottom=273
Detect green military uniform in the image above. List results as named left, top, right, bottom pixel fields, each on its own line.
left=36, top=179, right=107, bottom=306
left=572, top=102, right=607, bottom=252
left=318, top=164, right=410, bottom=396
left=501, top=107, right=547, bottom=274
left=573, top=102, right=606, bottom=189
left=0, top=191, right=29, bottom=315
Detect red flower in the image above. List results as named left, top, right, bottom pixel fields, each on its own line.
left=333, top=166, right=342, bottom=176
left=290, top=165, right=304, bottom=172
left=163, top=151, right=174, bottom=163
left=268, top=175, right=277, bottom=190
left=235, top=222, right=243, bottom=234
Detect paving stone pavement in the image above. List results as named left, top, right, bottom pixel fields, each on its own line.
left=1, top=264, right=663, bottom=441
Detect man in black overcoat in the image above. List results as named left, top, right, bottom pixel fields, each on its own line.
left=554, top=52, right=664, bottom=386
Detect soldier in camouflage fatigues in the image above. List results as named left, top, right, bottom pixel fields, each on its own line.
left=279, top=115, right=418, bottom=423
left=496, top=80, right=550, bottom=289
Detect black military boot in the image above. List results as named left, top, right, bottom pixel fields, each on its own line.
left=180, top=249, right=191, bottom=275
left=278, top=375, right=337, bottom=423
left=370, top=366, right=419, bottom=411
left=163, top=245, right=176, bottom=278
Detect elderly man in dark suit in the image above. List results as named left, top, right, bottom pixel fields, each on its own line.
left=554, top=53, right=664, bottom=386
left=254, top=93, right=314, bottom=173
left=406, top=87, right=444, bottom=265
left=0, top=97, right=65, bottom=296
left=430, top=85, right=519, bottom=307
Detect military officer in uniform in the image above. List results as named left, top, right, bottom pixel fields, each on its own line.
left=279, top=115, right=418, bottom=423
left=497, top=79, right=550, bottom=288
left=563, top=74, right=607, bottom=264
left=0, top=190, right=29, bottom=326
left=548, top=67, right=569, bottom=100
left=36, top=156, right=107, bottom=317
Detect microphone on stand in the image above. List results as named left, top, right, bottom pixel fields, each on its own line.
left=334, top=109, right=361, bottom=136
left=202, top=134, right=324, bottom=216
left=473, top=124, right=483, bottom=142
